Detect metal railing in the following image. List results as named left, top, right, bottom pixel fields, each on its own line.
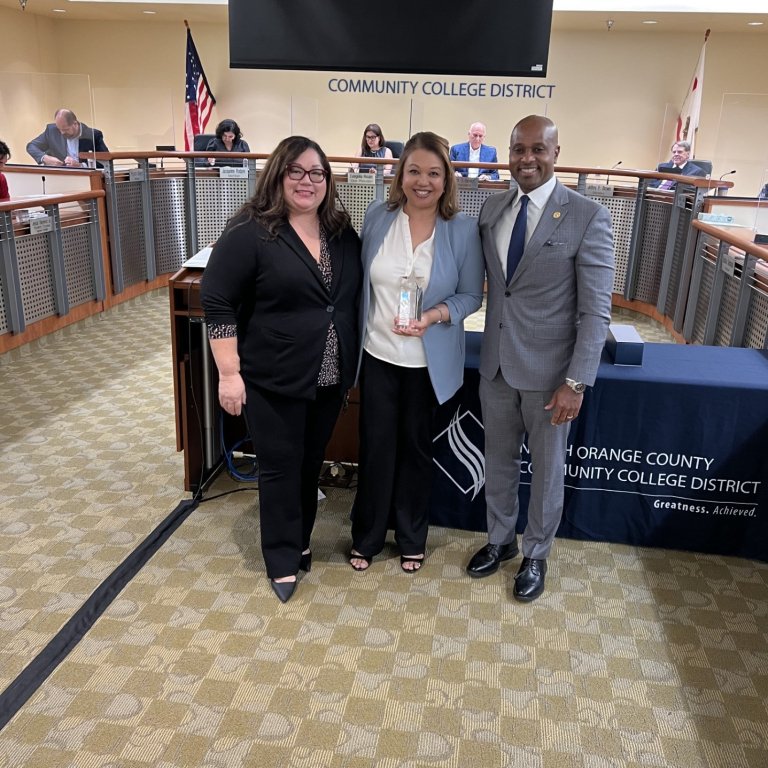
left=0, top=191, right=105, bottom=341
left=4, top=151, right=766, bottom=351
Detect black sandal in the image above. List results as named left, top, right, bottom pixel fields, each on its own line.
left=400, top=555, right=424, bottom=573
left=349, top=550, right=372, bottom=571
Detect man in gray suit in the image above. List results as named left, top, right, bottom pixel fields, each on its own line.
left=467, top=115, right=614, bottom=601
left=26, top=108, right=108, bottom=167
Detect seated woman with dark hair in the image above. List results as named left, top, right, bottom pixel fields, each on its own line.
left=350, top=123, right=394, bottom=175
left=207, top=119, right=251, bottom=166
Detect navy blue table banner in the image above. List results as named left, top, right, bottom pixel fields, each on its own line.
left=429, top=333, right=768, bottom=562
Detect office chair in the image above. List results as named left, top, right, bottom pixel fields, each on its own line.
left=384, top=140, right=404, bottom=159
left=193, top=133, right=215, bottom=151
left=193, top=133, right=216, bottom=165
left=693, top=159, right=713, bottom=178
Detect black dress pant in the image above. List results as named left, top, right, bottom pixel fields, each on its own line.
left=352, top=352, right=437, bottom=558
left=244, top=383, right=344, bottom=579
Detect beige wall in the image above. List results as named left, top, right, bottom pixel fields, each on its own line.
left=2, top=7, right=767, bottom=195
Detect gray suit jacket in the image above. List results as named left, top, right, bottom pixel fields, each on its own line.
left=478, top=181, right=614, bottom=391
left=26, top=122, right=108, bottom=165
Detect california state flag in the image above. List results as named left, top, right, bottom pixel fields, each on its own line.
left=676, top=29, right=709, bottom=155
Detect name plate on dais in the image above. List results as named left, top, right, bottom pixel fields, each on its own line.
left=586, top=183, right=614, bottom=197
left=347, top=173, right=376, bottom=185
left=128, top=168, right=146, bottom=183
left=220, top=166, right=249, bottom=179
left=29, top=214, right=52, bottom=235
left=721, top=252, right=736, bottom=277
left=698, top=212, right=734, bottom=224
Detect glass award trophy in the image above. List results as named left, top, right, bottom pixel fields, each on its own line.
left=395, top=272, right=423, bottom=330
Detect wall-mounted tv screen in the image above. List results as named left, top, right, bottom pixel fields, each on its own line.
left=229, top=0, right=553, bottom=78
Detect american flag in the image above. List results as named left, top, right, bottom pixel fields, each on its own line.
left=184, top=26, right=216, bottom=151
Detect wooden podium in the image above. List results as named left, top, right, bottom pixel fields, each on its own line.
left=169, top=268, right=360, bottom=491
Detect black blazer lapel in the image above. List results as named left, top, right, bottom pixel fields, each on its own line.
left=278, top=224, right=329, bottom=294
left=327, top=231, right=346, bottom=297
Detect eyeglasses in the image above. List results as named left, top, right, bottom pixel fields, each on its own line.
left=365, top=134, right=379, bottom=140
left=285, top=165, right=328, bottom=183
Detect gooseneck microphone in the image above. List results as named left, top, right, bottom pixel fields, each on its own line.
left=719, top=170, right=736, bottom=181
left=606, top=161, right=622, bottom=184
left=41, top=175, right=46, bottom=195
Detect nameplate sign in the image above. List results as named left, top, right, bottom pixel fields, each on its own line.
left=721, top=251, right=737, bottom=277
left=346, top=173, right=376, bottom=185
left=586, top=184, right=614, bottom=197
left=29, top=214, right=52, bottom=235
left=128, top=168, right=146, bottom=183
left=698, top=212, right=735, bottom=224
left=606, top=323, right=644, bottom=366
left=220, top=166, right=249, bottom=179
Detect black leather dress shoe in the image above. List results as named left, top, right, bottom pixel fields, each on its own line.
left=513, top=557, right=547, bottom=602
left=466, top=541, right=519, bottom=578
left=270, top=579, right=297, bottom=603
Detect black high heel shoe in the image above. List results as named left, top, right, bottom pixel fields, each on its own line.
left=299, top=551, right=312, bottom=572
left=270, top=578, right=297, bottom=603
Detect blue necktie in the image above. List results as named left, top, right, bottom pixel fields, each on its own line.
left=506, top=194, right=529, bottom=283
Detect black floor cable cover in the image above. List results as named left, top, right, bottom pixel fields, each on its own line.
left=0, top=497, right=199, bottom=731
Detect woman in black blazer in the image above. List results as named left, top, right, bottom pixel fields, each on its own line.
left=201, top=136, right=362, bottom=602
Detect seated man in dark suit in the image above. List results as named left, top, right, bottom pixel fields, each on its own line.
left=650, top=140, right=707, bottom=189
left=26, top=108, right=109, bottom=167
left=450, top=122, right=499, bottom=180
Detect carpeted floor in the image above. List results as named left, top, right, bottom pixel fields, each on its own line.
left=0, top=291, right=766, bottom=767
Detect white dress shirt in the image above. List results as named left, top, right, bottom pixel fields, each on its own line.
left=66, top=131, right=82, bottom=164
left=468, top=145, right=481, bottom=178
left=495, top=175, right=557, bottom=280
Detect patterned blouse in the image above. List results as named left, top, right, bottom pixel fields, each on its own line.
left=207, top=226, right=340, bottom=387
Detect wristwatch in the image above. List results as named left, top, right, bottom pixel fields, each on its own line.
left=565, top=378, right=586, bottom=394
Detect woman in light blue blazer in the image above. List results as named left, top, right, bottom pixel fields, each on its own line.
left=350, top=132, right=484, bottom=573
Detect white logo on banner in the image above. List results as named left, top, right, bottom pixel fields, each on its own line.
left=433, top=408, right=485, bottom=499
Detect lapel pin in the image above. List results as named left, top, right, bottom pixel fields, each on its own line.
left=553, top=211, right=561, bottom=219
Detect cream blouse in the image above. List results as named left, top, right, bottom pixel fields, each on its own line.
left=364, top=209, right=434, bottom=368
